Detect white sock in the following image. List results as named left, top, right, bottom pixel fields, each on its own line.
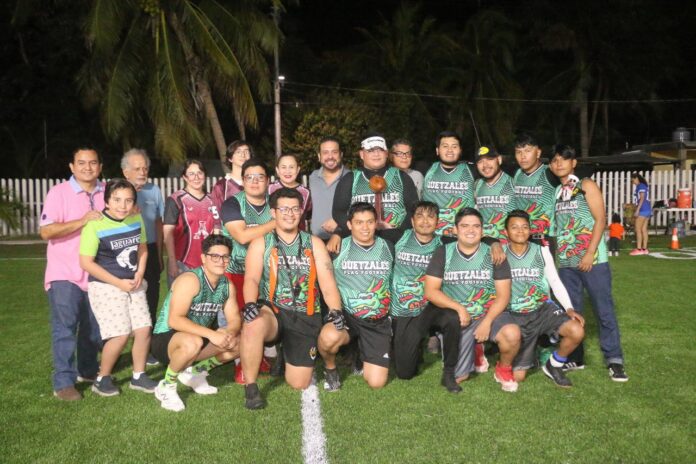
left=132, top=372, right=143, bottom=380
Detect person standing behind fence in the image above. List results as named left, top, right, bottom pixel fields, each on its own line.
left=163, top=160, right=221, bottom=286
left=39, top=147, right=105, bottom=401
left=210, top=140, right=252, bottom=212
left=121, top=149, right=164, bottom=333
left=630, top=173, right=651, bottom=256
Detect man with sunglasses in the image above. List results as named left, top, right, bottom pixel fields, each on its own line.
left=240, top=188, right=348, bottom=409
left=220, top=158, right=276, bottom=382
left=151, top=234, right=241, bottom=412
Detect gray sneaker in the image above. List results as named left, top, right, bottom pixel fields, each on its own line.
left=323, top=368, right=341, bottom=392
left=146, top=354, right=160, bottom=366
left=92, top=376, right=120, bottom=397
left=129, top=374, right=158, bottom=393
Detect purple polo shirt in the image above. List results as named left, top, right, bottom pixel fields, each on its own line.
left=40, top=176, right=105, bottom=291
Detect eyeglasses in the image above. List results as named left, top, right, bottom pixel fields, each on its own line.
left=276, top=206, right=302, bottom=215
left=244, top=174, right=267, bottom=182
left=233, top=149, right=251, bottom=156
left=186, top=171, right=204, bottom=179
left=205, top=253, right=231, bottom=263
left=391, top=151, right=412, bottom=158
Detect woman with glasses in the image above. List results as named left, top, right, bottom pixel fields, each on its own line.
left=211, top=140, right=253, bottom=212
left=163, top=159, right=221, bottom=286
left=390, top=138, right=423, bottom=198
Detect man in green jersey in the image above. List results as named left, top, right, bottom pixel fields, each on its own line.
left=240, top=188, right=348, bottom=409
left=390, top=201, right=462, bottom=392
left=220, top=158, right=275, bottom=382
left=549, top=145, right=628, bottom=382
left=425, top=208, right=521, bottom=392
left=327, top=134, right=419, bottom=252
left=504, top=210, right=585, bottom=387
left=422, top=131, right=476, bottom=237
left=512, top=133, right=559, bottom=250
left=151, top=234, right=241, bottom=412
left=474, top=146, right=516, bottom=243
left=331, top=202, right=394, bottom=389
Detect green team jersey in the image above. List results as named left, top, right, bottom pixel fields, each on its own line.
left=260, top=231, right=321, bottom=315
left=554, top=179, right=608, bottom=268
left=422, top=162, right=476, bottom=236
left=334, top=237, right=393, bottom=320
left=351, top=167, right=406, bottom=227
left=505, top=242, right=551, bottom=313
left=390, top=230, right=442, bottom=317
left=154, top=266, right=229, bottom=334
left=513, top=165, right=556, bottom=236
left=439, top=242, right=496, bottom=319
left=474, top=172, right=515, bottom=242
left=223, top=191, right=272, bottom=274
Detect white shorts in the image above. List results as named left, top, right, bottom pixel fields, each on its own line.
left=88, top=280, right=151, bottom=340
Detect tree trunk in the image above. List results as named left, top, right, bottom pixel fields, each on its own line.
left=603, top=85, right=610, bottom=153
left=168, top=13, right=228, bottom=168
left=579, top=87, right=589, bottom=158
left=588, top=77, right=602, bottom=153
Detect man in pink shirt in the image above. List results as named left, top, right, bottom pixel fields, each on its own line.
left=40, top=148, right=105, bottom=401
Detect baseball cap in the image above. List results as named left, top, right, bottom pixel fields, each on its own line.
left=361, top=136, right=387, bottom=151
left=477, top=145, right=499, bottom=159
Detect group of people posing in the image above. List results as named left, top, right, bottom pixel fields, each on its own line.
left=41, top=131, right=628, bottom=413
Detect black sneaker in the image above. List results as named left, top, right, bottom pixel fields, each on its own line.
left=270, top=346, right=285, bottom=377
left=561, top=361, right=585, bottom=372
left=542, top=360, right=573, bottom=388
left=146, top=354, right=160, bottom=366
left=129, top=374, right=158, bottom=393
left=92, top=376, right=120, bottom=397
left=441, top=370, right=462, bottom=393
left=608, top=363, right=629, bottom=382
left=244, top=383, right=266, bottom=410
left=323, top=368, right=341, bottom=392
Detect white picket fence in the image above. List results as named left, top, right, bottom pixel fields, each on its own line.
left=1, top=171, right=694, bottom=237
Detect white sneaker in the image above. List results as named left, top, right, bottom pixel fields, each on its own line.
left=155, top=380, right=185, bottom=412
left=178, top=368, right=218, bottom=395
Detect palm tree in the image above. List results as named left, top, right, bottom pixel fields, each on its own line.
left=79, top=0, right=280, bottom=166
left=449, top=9, right=523, bottom=151
left=333, top=2, right=459, bottom=150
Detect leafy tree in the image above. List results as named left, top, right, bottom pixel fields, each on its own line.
left=79, top=0, right=280, bottom=168
left=284, top=90, right=381, bottom=172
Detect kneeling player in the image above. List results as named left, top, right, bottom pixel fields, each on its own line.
left=240, top=188, right=348, bottom=409
left=390, top=201, right=461, bottom=392
left=331, top=203, right=394, bottom=390
left=504, top=210, right=585, bottom=387
left=425, top=208, right=521, bottom=392
left=151, top=234, right=241, bottom=412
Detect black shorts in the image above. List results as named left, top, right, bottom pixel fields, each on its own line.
left=510, top=301, right=571, bottom=370
left=345, top=313, right=392, bottom=368
left=151, top=330, right=211, bottom=366
left=272, top=309, right=323, bottom=368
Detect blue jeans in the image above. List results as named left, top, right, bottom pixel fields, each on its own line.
left=558, top=263, right=624, bottom=365
left=47, top=281, right=102, bottom=390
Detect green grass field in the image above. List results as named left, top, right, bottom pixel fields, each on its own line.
left=1, top=237, right=695, bottom=463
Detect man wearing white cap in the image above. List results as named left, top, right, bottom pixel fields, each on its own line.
left=328, top=134, right=419, bottom=250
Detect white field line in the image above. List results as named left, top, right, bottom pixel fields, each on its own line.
left=0, top=257, right=45, bottom=261
left=301, top=383, right=329, bottom=464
